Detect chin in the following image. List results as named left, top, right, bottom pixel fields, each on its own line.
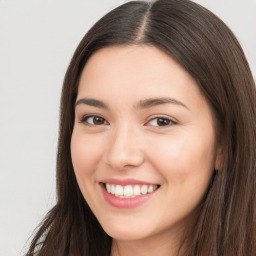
left=106, top=230, right=146, bottom=241
left=100, top=220, right=152, bottom=241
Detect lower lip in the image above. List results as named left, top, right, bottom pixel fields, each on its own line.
left=100, top=183, right=158, bottom=208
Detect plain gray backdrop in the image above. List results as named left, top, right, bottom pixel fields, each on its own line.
left=0, top=0, right=255, bottom=255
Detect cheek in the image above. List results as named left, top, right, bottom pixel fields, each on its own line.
left=70, top=133, right=103, bottom=180
left=148, top=131, right=216, bottom=185
left=147, top=133, right=216, bottom=220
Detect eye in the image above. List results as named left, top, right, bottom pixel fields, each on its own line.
left=80, top=115, right=109, bottom=126
left=146, top=117, right=176, bottom=127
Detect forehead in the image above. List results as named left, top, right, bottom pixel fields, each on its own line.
left=78, top=45, right=200, bottom=98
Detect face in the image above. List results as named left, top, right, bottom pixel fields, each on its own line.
left=71, top=45, right=222, bottom=244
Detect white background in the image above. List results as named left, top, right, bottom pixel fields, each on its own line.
left=0, top=0, right=255, bottom=255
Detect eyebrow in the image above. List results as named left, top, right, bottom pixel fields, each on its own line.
left=75, top=97, right=189, bottom=110
left=135, top=97, right=189, bottom=110
left=75, top=98, right=108, bottom=109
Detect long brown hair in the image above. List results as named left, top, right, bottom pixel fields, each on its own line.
left=26, top=0, right=256, bottom=255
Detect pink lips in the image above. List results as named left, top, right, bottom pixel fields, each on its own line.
left=100, top=178, right=159, bottom=208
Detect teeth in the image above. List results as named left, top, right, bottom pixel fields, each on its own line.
left=106, top=183, right=111, bottom=193
left=141, top=185, right=147, bottom=195
left=124, top=185, right=133, bottom=197
left=115, top=185, right=123, bottom=196
left=105, top=183, right=158, bottom=198
left=148, top=185, right=153, bottom=193
left=134, top=185, right=140, bottom=196
left=111, top=184, right=115, bottom=194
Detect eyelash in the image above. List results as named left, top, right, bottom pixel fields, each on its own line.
left=79, top=115, right=109, bottom=126
left=145, top=116, right=177, bottom=127
left=79, top=115, right=177, bottom=127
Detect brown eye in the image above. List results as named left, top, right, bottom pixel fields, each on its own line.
left=147, top=117, right=176, bottom=127
left=81, top=115, right=108, bottom=125
left=92, top=116, right=105, bottom=125
left=156, top=118, right=171, bottom=126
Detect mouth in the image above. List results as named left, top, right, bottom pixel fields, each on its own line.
left=101, top=183, right=160, bottom=198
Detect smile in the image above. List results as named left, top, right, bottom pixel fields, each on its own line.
left=100, top=179, right=160, bottom=208
left=104, top=183, right=159, bottom=198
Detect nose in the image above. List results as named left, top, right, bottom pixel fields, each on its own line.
left=105, top=124, right=144, bottom=170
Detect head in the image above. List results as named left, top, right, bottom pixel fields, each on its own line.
left=55, top=0, right=255, bottom=255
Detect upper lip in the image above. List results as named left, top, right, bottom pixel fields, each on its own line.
left=100, top=178, right=158, bottom=186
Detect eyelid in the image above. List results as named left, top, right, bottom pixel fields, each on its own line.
left=78, top=113, right=177, bottom=127
left=79, top=114, right=109, bottom=126
left=145, top=115, right=177, bottom=127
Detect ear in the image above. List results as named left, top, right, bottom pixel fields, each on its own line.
left=214, top=143, right=224, bottom=171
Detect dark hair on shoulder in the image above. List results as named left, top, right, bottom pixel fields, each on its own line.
left=26, top=0, right=256, bottom=255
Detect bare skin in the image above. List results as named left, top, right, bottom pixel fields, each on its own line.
left=71, top=45, right=222, bottom=256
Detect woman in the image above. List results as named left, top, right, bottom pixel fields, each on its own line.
left=26, top=0, right=256, bottom=255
